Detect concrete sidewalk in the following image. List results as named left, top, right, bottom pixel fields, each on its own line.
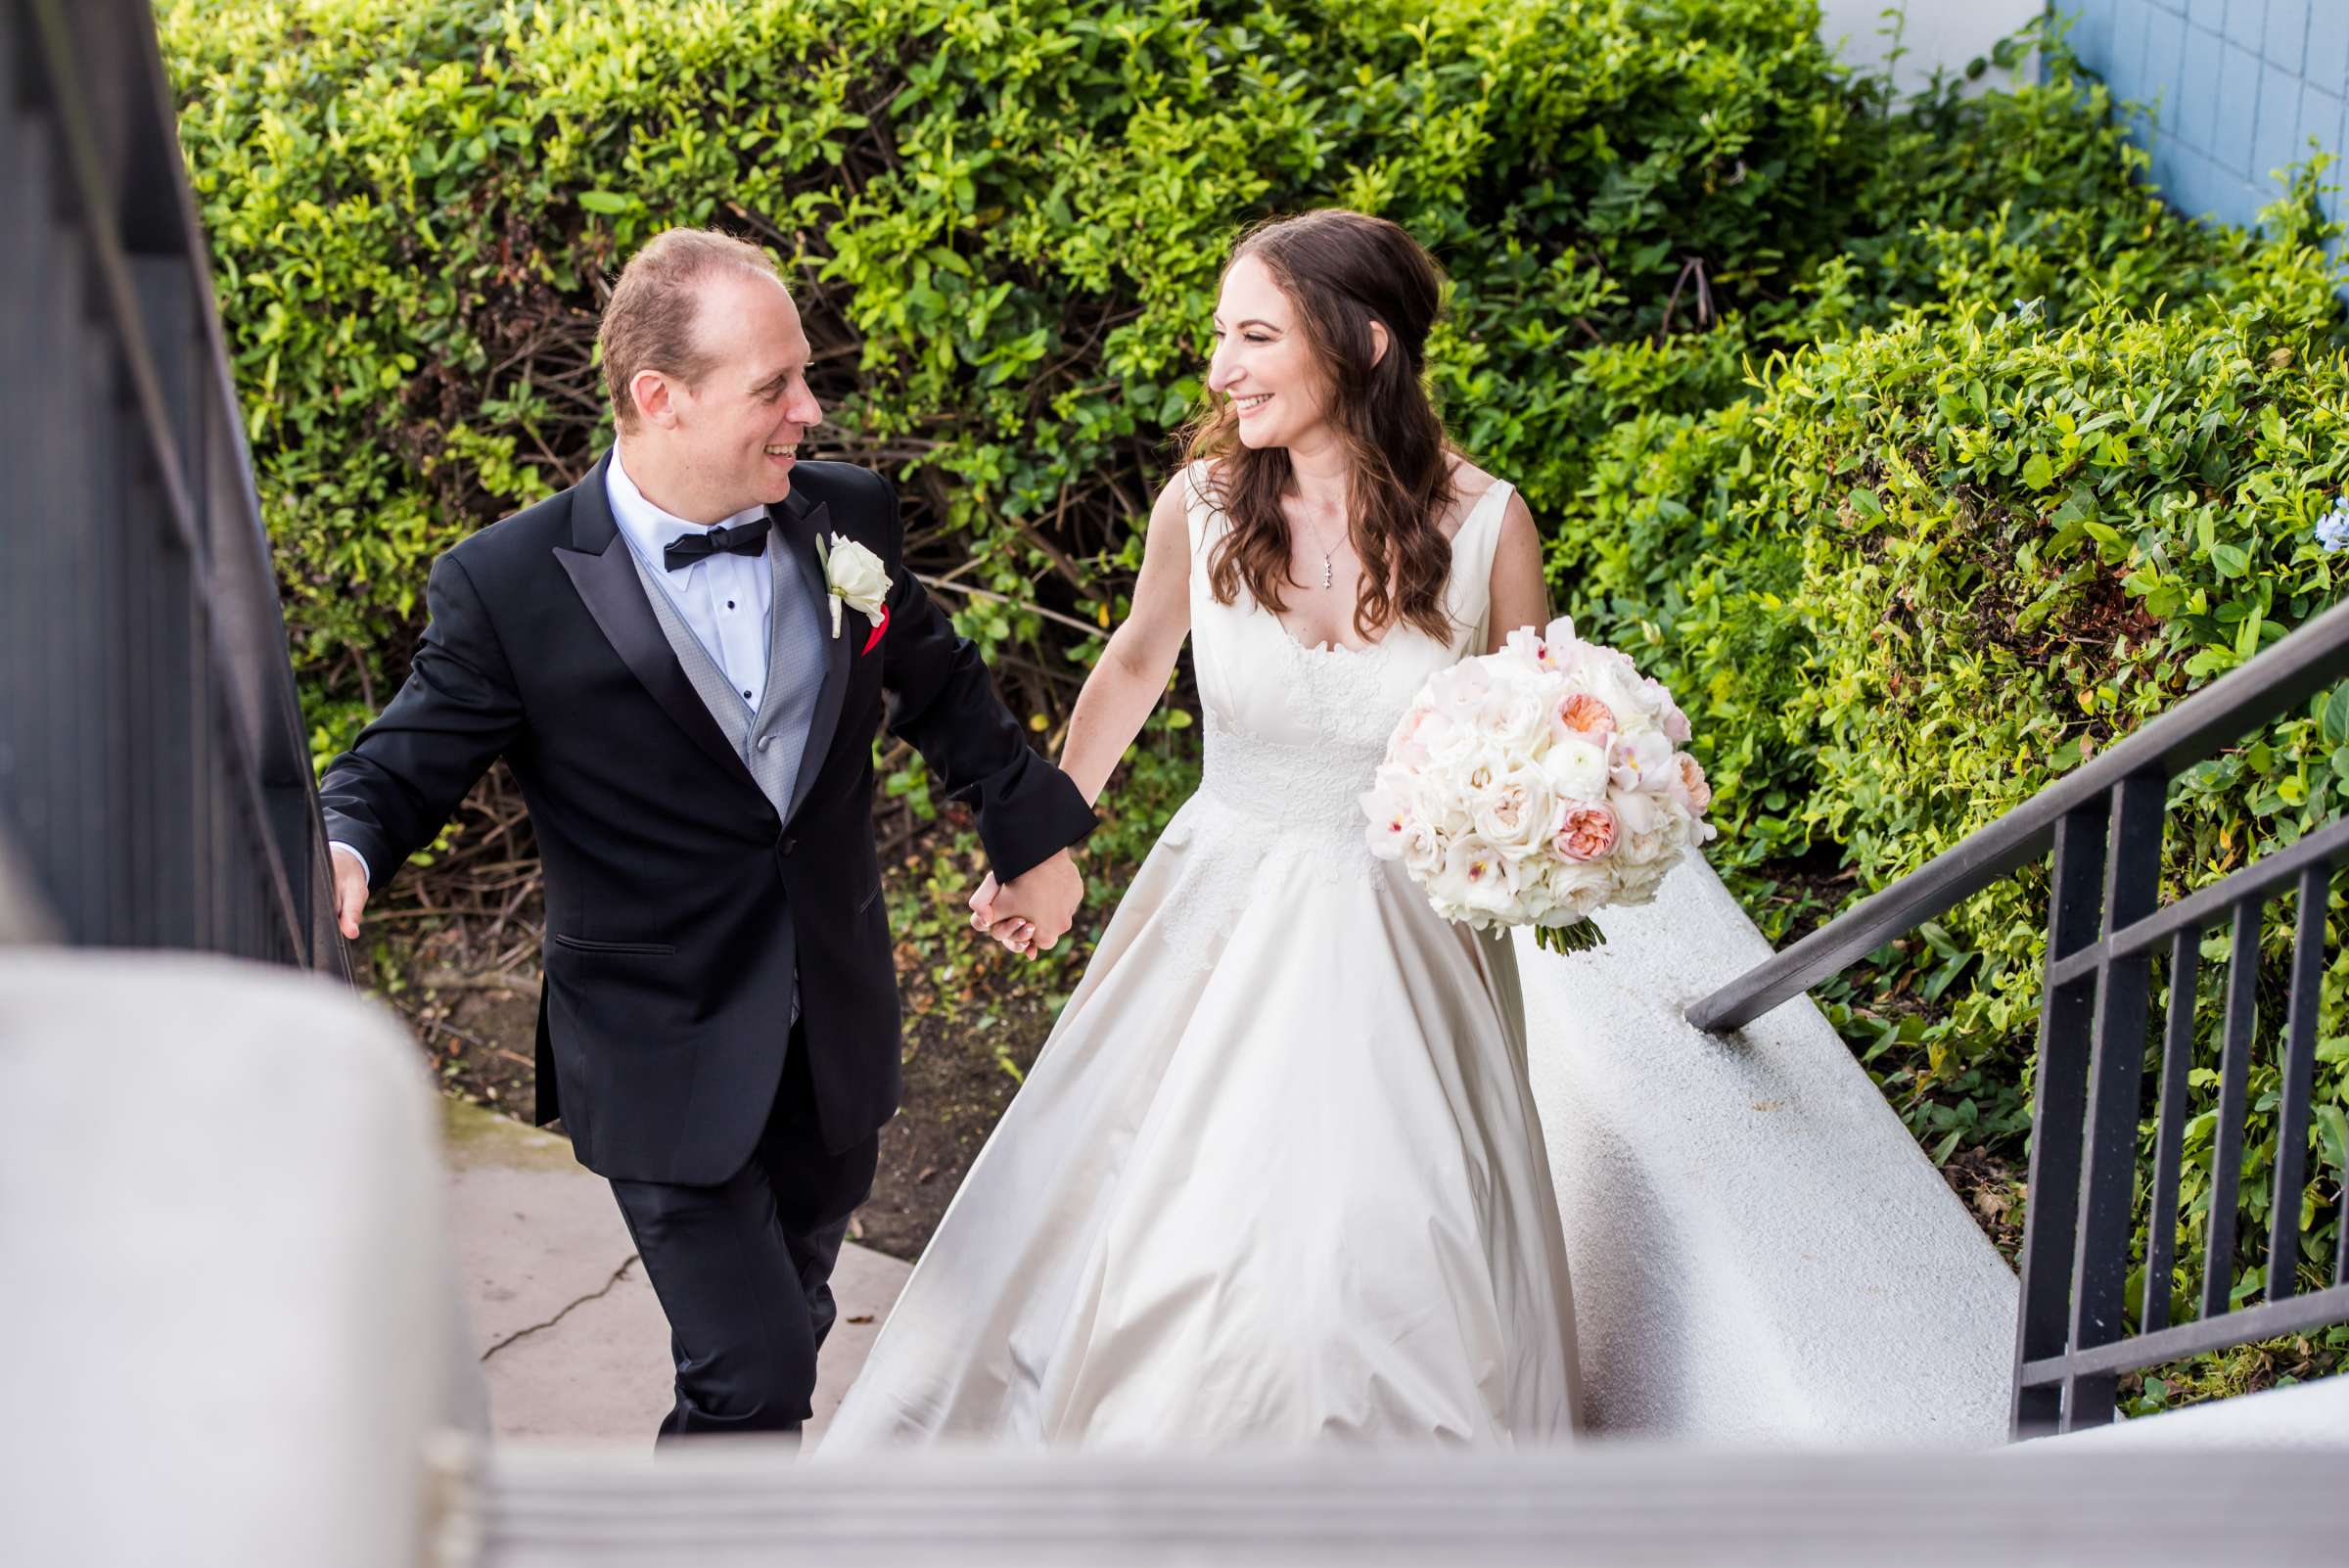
left=442, top=1098, right=910, bottom=1446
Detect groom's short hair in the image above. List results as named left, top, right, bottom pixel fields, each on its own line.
left=600, top=227, right=790, bottom=430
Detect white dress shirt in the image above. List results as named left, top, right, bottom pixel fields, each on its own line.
left=604, top=444, right=775, bottom=712
left=331, top=447, right=775, bottom=888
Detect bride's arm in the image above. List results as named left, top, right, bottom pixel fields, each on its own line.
left=1057, top=474, right=1195, bottom=807
left=1486, top=489, right=1548, bottom=654
left=968, top=475, right=1192, bottom=948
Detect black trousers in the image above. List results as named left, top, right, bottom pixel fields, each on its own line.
left=607, top=1021, right=879, bottom=1446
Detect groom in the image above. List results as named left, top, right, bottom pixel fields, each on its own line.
left=320, top=227, right=1095, bottom=1443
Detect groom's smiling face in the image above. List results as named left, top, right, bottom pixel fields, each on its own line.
left=646, top=269, right=825, bottom=517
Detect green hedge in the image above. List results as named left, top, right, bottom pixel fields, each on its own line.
left=160, top=0, right=1911, bottom=753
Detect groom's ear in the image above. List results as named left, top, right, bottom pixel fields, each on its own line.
left=630, top=367, right=680, bottom=430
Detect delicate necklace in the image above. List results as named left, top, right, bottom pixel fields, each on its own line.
left=1298, top=507, right=1346, bottom=590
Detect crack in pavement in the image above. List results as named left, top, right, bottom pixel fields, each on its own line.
left=480, top=1254, right=642, bottom=1362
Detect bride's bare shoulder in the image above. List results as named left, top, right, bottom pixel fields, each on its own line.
left=1441, top=453, right=1502, bottom=538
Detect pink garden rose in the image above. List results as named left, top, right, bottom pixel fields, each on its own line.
left=1674, top=753, right=1712, bottom=812
left=1554, top=803, right=1619, bottom=861
left=1555, top=692, right=1617, bottom=740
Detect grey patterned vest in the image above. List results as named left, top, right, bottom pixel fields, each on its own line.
left=624, top=528, right=830, bottom=817
left=625, top=529, right=830, bottom=1028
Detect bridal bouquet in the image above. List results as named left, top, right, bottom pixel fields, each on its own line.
left=1359, top=618, right=1717, bottom=953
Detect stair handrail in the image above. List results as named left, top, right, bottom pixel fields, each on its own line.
left=1688, top=589, right=2349, bottom=1436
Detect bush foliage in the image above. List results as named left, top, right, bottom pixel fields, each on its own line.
left=162, top=0, right=2349, bottom=1390
left=161, top=0, right=1893, bottom=746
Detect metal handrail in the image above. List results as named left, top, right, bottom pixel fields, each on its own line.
left=1688, top=574, right=2349, bottom=1437
left=0, top=0, right=347, bottom=975
left=1687, top=592, right=2349, bottom=1034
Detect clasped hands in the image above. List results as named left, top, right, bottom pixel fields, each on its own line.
left=968, top=847, right=1082, bottom=957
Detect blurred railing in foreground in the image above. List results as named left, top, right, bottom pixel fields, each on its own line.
left=0, top=0, right=345, bottom=975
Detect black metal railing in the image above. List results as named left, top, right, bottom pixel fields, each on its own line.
left=0, top=0, right=345, bottom=975
left=1690, top=595, right=2349, bottom=1437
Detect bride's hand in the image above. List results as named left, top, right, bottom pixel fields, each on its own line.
left=968, top=871, right=1036, bottom=954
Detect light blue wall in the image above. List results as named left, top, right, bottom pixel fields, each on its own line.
left=2054, top=0, right=2349, bottom=241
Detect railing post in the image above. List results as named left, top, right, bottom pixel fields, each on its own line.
left=2010, top=797, right=2111, bottom=1439
left=2059, top=772, right=2168, bottom=1431
left=2266, top=863, right=2331, bottom=1305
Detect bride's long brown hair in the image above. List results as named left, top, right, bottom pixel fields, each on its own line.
left=1183, top=209, right=1457, bottom=644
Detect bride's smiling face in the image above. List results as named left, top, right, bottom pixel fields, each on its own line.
left=1207, top=254, right=1332, bottom=451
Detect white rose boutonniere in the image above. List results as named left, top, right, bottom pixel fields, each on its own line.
left=815, top=531, right=891, bottom=652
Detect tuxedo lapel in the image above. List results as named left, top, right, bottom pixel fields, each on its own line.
left=554, top=452, right=762, bottom=797
left=779, top=484, right=854, bottom=826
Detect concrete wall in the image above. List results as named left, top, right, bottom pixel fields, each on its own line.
left=0, top=951, right=484, bottom=1568
left=2056, top=0, right=2349, bottom=238
left=1816, top=0, right=2047, bottom=95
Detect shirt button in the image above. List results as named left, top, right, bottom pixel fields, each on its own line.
left=726, top=600, right=735, bottom=610
left=742, top=690, right=753, bottom=700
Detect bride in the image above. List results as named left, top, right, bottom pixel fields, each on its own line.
left=819, top=208, right=1585, bottom=1449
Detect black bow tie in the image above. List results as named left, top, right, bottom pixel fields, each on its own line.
left=663, top=516, right=771, bottom=571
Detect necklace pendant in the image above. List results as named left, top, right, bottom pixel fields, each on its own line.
left=1322, top=559, right=1333, bottom=590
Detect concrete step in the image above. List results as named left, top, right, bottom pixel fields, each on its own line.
left=468, top=1444, right=2349, bottom=1566
left=2008, top=1371, right=2349, bottom=1450
left=442, top=1098, right=910, bottom=1447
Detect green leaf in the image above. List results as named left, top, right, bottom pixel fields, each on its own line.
left=577, top=190, right=636, bottom=214
left=2049, top=485, right=2098, bottom=528
left=2318, top=1105, right=2349, bottom=1176
left=2321, top=686, right=2349, bottom=747
left=2021, top=451, right=2055, bottom=490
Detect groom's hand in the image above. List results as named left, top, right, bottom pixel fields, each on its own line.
left=969, top=849, right=1082, bottom=957
left=330, top=845, right=371, bottom=942
left=968, top=871, right=1039, bottom=955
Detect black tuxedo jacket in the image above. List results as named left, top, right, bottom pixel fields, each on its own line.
left=320, top=454, right=1096, bottom=1183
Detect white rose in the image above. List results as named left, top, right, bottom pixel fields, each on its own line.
left=818, top=532, right=891, bottom=635
left=1612, top=789, right=1662, bottom=837
left=1538, top=735, right=1609, bottom=801
left=1399, top=817, right=1446, bottom=876
left=1472, top=765, right=1563, bottom=860
left=1426, top=715, right=1496, bottom=774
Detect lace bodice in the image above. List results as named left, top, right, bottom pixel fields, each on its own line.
left=1145, top=465, right=1513, bottom=968
left=1197, top=646, right=1405, bottom=838
left=1180, top=462, right=1511, bottom=845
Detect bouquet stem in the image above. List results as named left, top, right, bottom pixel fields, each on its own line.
left=1534, top=919, right=1607, bottom=955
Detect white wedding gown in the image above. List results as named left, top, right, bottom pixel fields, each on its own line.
left=818, top=467, right=1584, bottom=1449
